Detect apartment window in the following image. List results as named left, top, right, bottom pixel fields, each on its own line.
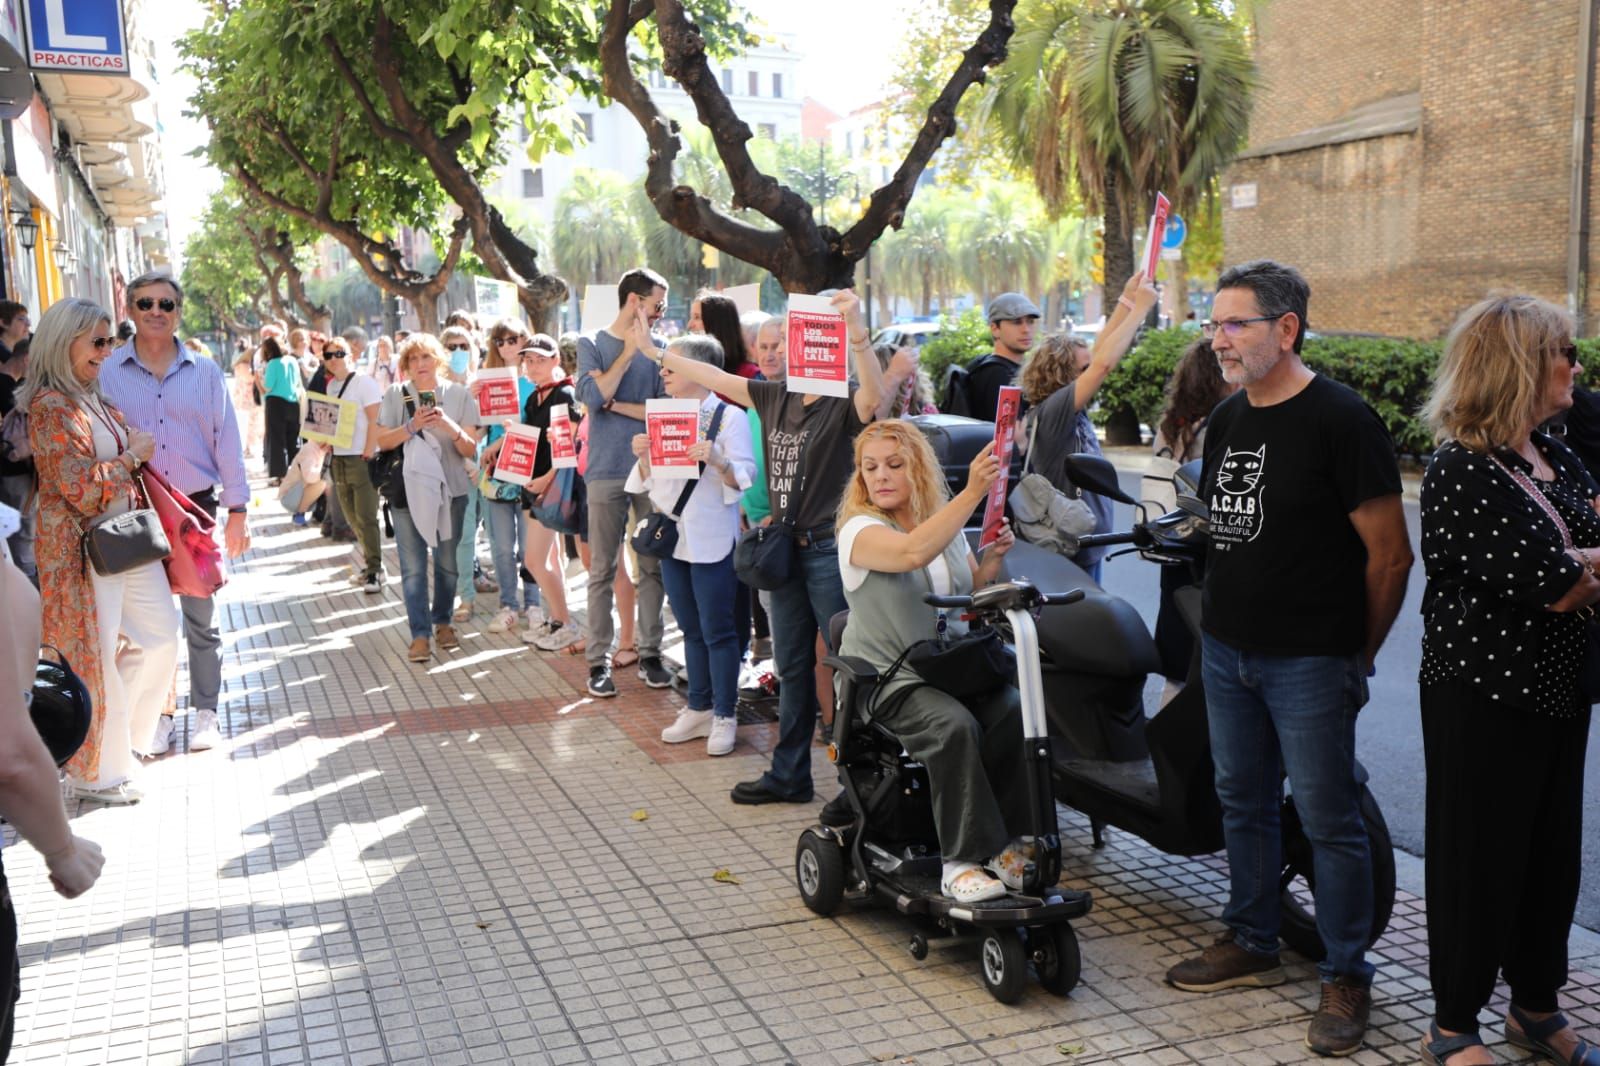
left=522, top=168, right=543, bottom=199
left=721, top=68, right=733, bottom=93
left=758, top=123, right=777, bottom=140
left=577, top=112, right=595, bottom=140
left=748, top=71, right=759, bottom=97
left=772, top=73, right=783, bottom=99
left=845, top=131, right=854, bottom=155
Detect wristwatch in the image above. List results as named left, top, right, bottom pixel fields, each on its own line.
left=228, top=506, right=247, bottom=515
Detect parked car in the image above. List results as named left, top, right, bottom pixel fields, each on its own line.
left=873, top=322, right=943, bottom=350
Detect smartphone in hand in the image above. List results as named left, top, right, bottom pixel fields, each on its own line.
left=419, top=390, right=437, bottom=408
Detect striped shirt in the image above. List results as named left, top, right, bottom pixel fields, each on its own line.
left=100, top=339, right=249, bottom=509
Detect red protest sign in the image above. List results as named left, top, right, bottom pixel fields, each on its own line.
left=493, top=423, right=541, bottom=487
left=547, top=403, right=578, bottom=469
left=646, top=398, right=702, bottom=477
left=980, top=386, right=1023, bottom=549
left=785, top=294, right=848, bottom=397
left=1140, top=192, right=1171, bottom=281
left=474, top=367, right=521, bottom=422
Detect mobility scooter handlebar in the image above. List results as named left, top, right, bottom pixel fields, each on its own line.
left=924, top=580, right=1086, bottom=614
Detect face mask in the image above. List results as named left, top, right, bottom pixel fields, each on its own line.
left=448, top=349, right=471, bottom=375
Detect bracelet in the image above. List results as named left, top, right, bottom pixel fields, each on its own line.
left=849, top=335, right=869, bottom=347
left=1117, top=296, right=1136, bottom=311
left=1583, top=548, right=1598, bottom=578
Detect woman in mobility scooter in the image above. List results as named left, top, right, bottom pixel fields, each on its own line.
left=796, top=420, right=1091, bottom=1002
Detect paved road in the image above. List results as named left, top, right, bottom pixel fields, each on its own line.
left=1092, top=468, right=1600, bottom=931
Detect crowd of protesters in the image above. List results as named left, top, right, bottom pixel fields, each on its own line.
left=0, top=256, right=1598, bottom=1065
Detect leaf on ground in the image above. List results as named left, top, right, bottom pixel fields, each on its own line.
left=1055, top=1043, right=1084, bottom=1057
left=630, top=809, right=648, bottom=821
left=711, top=868, right=741, bottom=885
left=475, top=921, right=491, bottom=930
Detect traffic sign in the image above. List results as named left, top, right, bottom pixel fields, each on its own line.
left=1162, top=213, right=1187, bottom=251
left=24, top=0, right=128, bottom=75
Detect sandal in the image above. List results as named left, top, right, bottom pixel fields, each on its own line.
left=985, top=838, right=1038, bottom=891
left=940, top=862, right=1006, bottom=904
left=561, top=639, right=586, bottom=656
left=1508, top=1005, right=1600, bottom=1065
left=1421, top=1022, right=1490, bottom=1065
left=612, top=645, right=639, bottom=669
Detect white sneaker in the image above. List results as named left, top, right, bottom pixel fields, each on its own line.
left=661, top=708, right=713, bottom=744
left=189, top=709, right=222, bottom=751
left=72, top=781, right=143, bottom=805
left=534, top=624, right=581, bottom=651
left=523, top=605, right=546, bottom=630
left=707, top=716, right=737, bottom=756
left=521, top=620, right=554, bottom=644
left=487, top=607, right=520, bottom=634
left=146, top=715, right=175, bottom=756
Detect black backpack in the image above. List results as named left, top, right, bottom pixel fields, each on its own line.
left=940, top=353, right=1004, bottom=417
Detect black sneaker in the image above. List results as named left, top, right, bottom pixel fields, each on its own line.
left=638, top=657, right=673, bottom=689
left=362, top=573, right=382, bottom=595
left=587, top=665, right=617, bottom=698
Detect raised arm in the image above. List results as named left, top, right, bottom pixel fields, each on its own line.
left=846, top=443, right=998, bottom=573
left=654, top=312, right=752, bottom=407
left=1073, top=272, right=1159, bottom=411
left=838, top=290, right=884, bottom=423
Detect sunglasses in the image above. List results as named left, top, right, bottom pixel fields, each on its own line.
left=134, top=297, right=178, bottom=313
left=1557, top=341, right=1579, bottom=367
left=323, top=350, right=346, bottom=361
left=87, top=336, right=115, bottom=351
left=445, top=343, right=472, bottom=353
left=496, top=336, right=526, bottom=346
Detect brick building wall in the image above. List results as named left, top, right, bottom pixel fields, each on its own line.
left=1223, top=0, right=1597, bottom=339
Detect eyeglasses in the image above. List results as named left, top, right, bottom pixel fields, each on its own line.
left=445, top=343, right=472, bottom=353
left=323, top=350, right=346, bottom=361
left=1212, top=314, right=1286, bottom=337
left=1557, top=341, right=1580, bottom=367
left=134, top=297, right=178, bottom=313
left=88, top=336, right=115, bottom=350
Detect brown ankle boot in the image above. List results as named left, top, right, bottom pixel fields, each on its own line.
left=1165, top=934, right=1284, bottom=992
left=1306, top=977, right=1371, bottom=1057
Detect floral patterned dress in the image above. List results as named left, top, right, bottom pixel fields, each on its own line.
left=28, top=390, right=141, bottom=783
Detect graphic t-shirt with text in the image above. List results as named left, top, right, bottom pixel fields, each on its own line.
left=748, top=379, right=868, bottom=533
left=1199, top=375, right=1401, bottom=655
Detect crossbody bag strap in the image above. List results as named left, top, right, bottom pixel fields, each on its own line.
left=1490, top=452, right=1575, bottom=550
left=666, top=403, right=727, bottom=520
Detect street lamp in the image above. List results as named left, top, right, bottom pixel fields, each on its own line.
left=11, top=212, right=35, bottom=251
left=52, top=242, right=71, bottom=271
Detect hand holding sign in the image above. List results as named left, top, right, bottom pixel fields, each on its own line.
left=492, top=423, right=542, bottom=487
left=473, top=367, right=521, bottom=423
left=979, top=386, right=1022, bottom=548
left=547, top=404, right=578, bottom=469
left=1139, top=192, right=1171, bottom=281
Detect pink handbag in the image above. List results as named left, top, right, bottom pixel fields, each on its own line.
left=140, top=466, right=227, bottom=598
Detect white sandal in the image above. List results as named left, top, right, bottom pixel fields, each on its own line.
left=985, top=838, right=1038, bottom=891
left=941, top=862, right=1006, bottom=903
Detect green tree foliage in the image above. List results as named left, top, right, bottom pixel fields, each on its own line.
left=919, top=307, right=995, bottom=391
left=957, top=181, right=1053, bottom=310
left=879, top=190, right=965, bottom=317
left=182, top=188, right=270, bottom=336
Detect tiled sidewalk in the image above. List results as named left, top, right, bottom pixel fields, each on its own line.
left=8, top=479, right=1598, bottom=1065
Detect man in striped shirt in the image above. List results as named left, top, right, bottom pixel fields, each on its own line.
left=101, top=272, right=251, bottom=756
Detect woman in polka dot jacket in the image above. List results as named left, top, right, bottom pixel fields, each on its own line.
left=1416, top=294, right=1600, bottom=1066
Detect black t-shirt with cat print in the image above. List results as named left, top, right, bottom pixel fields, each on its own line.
left=1199, top=374, right=1402, bottom=655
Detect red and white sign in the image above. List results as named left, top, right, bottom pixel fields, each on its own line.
left=980, top=386, right=1022, bottom=549
left=784, top=293, right=848, bottom=398
left=646, top=398, right=702, bottom=478
left=547, top=403, right=578, bottom=469
left=492, top=423, right=541, bottom=487
left=1140, top=192, right=1171, bottom=281
left=473, top=367, right=521, bottom=423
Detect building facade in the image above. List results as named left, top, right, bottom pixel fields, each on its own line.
left=1221, top=0, right=1599, bottom=338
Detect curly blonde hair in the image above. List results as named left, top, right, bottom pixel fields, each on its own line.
left=397, top=332, right=445, bottom=374
left=836, top=419, right=950, bottom=531
left=1018, top=332, right=1087, bottom=406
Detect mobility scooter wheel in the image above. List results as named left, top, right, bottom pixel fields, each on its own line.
left=1030, top=924, right=1081, bottom=996
left=979, top=930, right=1028, bottom=1004
left=908, top=933, right=929, bottom=960
left=795, top=832, right=846, bottom=916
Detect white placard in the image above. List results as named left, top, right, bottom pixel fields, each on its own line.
left=492, top=423, right=543, bottom=487
left=581, top=284, right=619, bottom=333
left=474, top=276, right=518, bottom=321
left=724, top=283, right=762, bottom=316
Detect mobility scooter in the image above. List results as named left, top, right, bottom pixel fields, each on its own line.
left=794, top=579, right=1093, bottom=1004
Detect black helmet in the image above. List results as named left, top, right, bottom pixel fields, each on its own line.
left=32, top=651, right=91, bottom=768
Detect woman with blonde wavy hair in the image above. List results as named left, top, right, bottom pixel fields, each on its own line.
left=833, top=419, right=1035, bottom=904
left=1416, top=294, right=1600, bottom=1066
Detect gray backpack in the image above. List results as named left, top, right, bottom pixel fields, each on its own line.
left=1007, top=409, right=1096, bottom=555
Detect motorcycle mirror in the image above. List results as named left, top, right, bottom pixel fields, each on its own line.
left=1173, top=458, right=1203, bottom=496
left=1061, top=454, right=1138, bottom=506
left=1176, top=494, right=1209, bottom=519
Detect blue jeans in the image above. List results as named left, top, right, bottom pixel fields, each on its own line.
left=1201, top=634, right=1375, bottom=984
left=759, top=537, right=847, bottom=798
left=482, top=495, right=539, bottom=611
left=393, top=494, right=469, bottom=640
left=661, top=553, right=741, bottom=719
left=454, top=490, right=483, bottom=603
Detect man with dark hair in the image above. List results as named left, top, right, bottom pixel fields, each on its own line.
left=574, top=267, right=672, bottom=697
left=1163, top=260, right=1412, bottom=1057
left=0, top=301, right=28, bottom=360
left=963, top=292, right=1039, bottom=422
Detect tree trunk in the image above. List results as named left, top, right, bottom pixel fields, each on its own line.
left=1101, top=174, right=1135, bottom=311
left=920, top=277, right=931, bottom=317
left=411, top=291, right=440, bottom=334
left=1170, top=254, right=1189, bottom=328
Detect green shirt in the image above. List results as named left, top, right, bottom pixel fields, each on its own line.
left=741, top=407, right=770, bottom=523
left=262, top=357, right=302, bottom=403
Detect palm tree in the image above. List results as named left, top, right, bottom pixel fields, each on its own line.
left=880, top=190, right=965, bottom=317
left=551, top=169, right=644, bottom=297
left=983, top=0, right=1256, bottom=306
left=957, top=182, right=1051, bottom=312
left=1044, top=213, right=1096, bottom=327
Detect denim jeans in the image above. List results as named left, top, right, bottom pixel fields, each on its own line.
left=482, top=495, right=539, bottom=611
left=1201, top=634, right=1375, bottom=984
left=660, top=554, right=740, bottom=719
left=759, top=537, right=847, bottom=798
left=393, top=494, right=469, bottom=640
left=454, top=489, right=483, bottom=604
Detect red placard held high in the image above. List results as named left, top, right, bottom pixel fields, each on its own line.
left=980, top=385, right=1022, bottom=549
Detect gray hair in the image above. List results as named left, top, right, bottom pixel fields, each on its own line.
left=1216, top=259, right=1310, bottom=354
left=126, top=270, right=182, bottom=309
left=668, top=333, right=724, bottom=370
left=17, top=298, right=113, bottom=410
left=340, top=325, right=369, bottom=347
left=439, top=325, right=477, bottom=354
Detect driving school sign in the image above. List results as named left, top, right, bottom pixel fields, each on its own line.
left=24, top=0, right=128, bottom=74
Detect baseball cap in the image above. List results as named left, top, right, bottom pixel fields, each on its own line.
left=986, top=293, right=1042, bottom=323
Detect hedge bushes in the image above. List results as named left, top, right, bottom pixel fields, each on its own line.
left=1091, top=327, right=1445, bottom=457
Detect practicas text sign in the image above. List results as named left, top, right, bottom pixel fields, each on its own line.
left=24, top=0, right=128, bottom=75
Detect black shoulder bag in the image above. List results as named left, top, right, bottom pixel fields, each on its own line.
left=369, top=389, right=417, bottom=510
left=631, top=404, right=726, bottom=560
left=872, top=556, right=1015, bottom=711
left=734, top=464, right=802, bottom=590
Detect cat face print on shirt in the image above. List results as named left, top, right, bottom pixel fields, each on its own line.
left=1210, top=444, right=1266, bottom=546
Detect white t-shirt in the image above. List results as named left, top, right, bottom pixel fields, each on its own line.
left=838, top=514, right=954, bottom=594
left=329, top=372, right=384, bottom=456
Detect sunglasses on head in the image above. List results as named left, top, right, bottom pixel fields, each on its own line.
left=134, top=297, right=178, bottom=313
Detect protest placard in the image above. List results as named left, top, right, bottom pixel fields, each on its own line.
left=581, top=285, right=619, bottom=333
left=784, top=293, right=848, bottom=398
left=473, top=367, right=521, bottom=423
left=548, top=404, right=578, bottom=469
left=724, top=283, right=761, bottom=315
left=646, top=398, right=702, bottom=477
left=300, top=392, right=358, bottom=449
left=1139, top=192, right=1171, bottom=281
left=493, top=423, right=542, bottom=487
left=474, top=276, right=517, bottom=321
left=980, top=386, right=1023, bottom=549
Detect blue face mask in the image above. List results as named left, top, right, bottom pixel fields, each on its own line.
left=448, top=349, right=471, bottom=375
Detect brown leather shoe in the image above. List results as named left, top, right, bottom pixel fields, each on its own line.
left=1306, top=977, right=1370, bottom=1057
left=1166, top=934, right=1285, bottom=992
left=407, top=637, right=431, bottom=663
left=434, top=624, right=460, bottom=651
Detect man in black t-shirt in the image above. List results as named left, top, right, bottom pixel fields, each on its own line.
left=1163, top=262, right=1412, bottom=1058
left=962, top=292, right=1039, bottom=422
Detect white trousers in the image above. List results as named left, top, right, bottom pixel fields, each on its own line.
left=84, top=560, right=180, bottom=788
